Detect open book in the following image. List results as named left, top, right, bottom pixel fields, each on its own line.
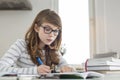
left=46, top=71, right=104, bottom=79
left=0, top=71, right=104, bottom=79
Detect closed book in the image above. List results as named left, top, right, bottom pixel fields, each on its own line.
left=95, top=70, right=120, bottom=74
left=87, top=60, right=120, bottom=66
left=93, top=52, right=118, bottom=58
left=87, top=66, right=120, bottom=71
left=88, top=57, right=120, bottom=63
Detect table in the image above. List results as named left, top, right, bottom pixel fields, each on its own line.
left=0, top=74, right=120, bottom=80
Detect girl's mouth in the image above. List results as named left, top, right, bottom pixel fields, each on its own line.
left=47, top=39, right=53, bottom=42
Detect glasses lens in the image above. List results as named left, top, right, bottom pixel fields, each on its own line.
left=53, top=30, right=59, bottom=34
left=44, top=27, right=52, bottom=34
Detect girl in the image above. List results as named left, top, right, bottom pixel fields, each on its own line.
left=0, top=9, right=74, bottom=75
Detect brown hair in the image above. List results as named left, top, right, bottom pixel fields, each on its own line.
left=25, top=9, right=62, bottom=66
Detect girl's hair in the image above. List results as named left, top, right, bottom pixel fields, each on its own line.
left=25, top=9, right=62, bottom=66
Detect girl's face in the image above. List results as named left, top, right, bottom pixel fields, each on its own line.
left=34, top=22, right=59, bottom=46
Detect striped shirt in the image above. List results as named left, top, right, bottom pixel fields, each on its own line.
left=0, top=39, right=67, bottom=75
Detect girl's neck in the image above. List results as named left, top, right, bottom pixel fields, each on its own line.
left=39, top=42, right=45, bottom=50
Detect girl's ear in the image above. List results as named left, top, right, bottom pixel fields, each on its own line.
left=34, top=24, right=39, bottom=32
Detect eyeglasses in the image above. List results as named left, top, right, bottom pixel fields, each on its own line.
left=41, top=25, right=60, bottom=35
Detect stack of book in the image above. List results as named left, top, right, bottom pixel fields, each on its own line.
left=93, top=52, right=119, bottom=59
left=86, top=52, right=120, bottom=74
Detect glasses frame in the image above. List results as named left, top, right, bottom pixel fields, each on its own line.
left=41, top=25, right=60, bottom=35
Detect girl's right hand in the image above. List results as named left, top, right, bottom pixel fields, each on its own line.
left=37, top=65, right=51, bottom=74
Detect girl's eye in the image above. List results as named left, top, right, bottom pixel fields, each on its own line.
left=45, top=27, right=51, bottom=31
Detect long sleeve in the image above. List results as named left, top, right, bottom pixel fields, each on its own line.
left=0, top=39, right=38, bottom=75
left=57, top=53, right=68, bottom=68
left=0, top=65, right=38, bottom=75
left=57, top=53, right=76, bottom=71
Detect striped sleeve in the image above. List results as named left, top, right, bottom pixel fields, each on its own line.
left=0, top=39, right=23, bottom=66
left=0, top=39, right=38, bottom=75
left=0, top=65, right=38, bottom=75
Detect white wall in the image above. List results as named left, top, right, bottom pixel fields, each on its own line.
left=0, top=0, right=57, bottom=57
left=91, top=0, right=120, bottom=54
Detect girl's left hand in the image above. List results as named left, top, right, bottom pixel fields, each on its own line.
left=60, top=66, right=75, bottom=73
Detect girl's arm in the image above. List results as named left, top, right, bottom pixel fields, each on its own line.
left=0, top=39, right=38, bottom=75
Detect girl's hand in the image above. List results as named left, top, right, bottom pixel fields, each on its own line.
left=60, top=66, right=75, bottom=73
left=37, top=65, right=51, bottom=74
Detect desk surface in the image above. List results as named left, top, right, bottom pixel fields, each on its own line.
left=0, top=74, right=120, bottom=80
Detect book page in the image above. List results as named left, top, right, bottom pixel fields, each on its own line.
left=86, top=71, right=104, bottom=78
left=46, top=71, right=104, bottom=79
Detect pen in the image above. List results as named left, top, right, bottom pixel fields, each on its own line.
left=36, top=56, right=43, bottom=65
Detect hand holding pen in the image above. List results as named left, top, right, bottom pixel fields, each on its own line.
left=37, top=65, right=51, bottom=74
left=36, top=57, right=51, bottom=74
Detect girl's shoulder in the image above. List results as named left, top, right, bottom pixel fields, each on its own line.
left=15, top=39, right=26, bottom=44
left=14, top=39, right=27, bottom=49
left=16, top=39, right=26, bottom=42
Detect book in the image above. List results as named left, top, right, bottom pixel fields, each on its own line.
left=0, top=71, right=104, bottom=79
left=87, top=66, right=120, bottom=71
left=87, top=60, right=120, bottom=66
left=45, top=71, right=104, bottom=79
left=93, top=52, right=119, bottom=58
left=95, top=70, right=120, bottom=74
left=88, top=57, right=120, bottom=63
